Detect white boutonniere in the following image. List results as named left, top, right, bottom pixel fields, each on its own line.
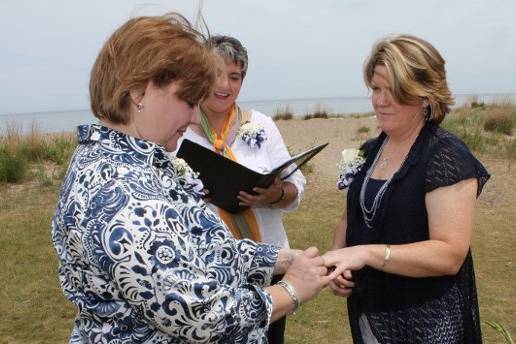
left=337, top=149, right=365, bottom=190
left=237, top=121, right=267, bottom=149
left=170, top=157, right=204, bottom=196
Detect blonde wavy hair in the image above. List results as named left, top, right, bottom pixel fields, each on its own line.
left=364, top=35, right=454, bottom=124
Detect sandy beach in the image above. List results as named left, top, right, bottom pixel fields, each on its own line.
left=276, top=116, right=378, bottom=187
left=277, top=116, right=515, bottom=206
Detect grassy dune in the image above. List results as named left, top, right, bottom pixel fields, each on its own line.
left=0, top=103, right=514, bottom=343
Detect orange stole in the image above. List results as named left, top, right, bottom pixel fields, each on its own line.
left=205, top=105, right=262, bottom=242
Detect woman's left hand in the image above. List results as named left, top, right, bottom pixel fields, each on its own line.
left=323, top=246, right=367, bottom=280
left=237, top=177, right=283, bottom=207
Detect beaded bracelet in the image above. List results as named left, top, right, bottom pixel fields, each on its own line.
left=277, top=280, right=300, bottom=315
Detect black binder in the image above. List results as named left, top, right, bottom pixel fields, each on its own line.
left=176, top=139, right=328, bottom=213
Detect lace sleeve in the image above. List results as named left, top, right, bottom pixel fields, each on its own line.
left=425, top=133, right=490, bottom=196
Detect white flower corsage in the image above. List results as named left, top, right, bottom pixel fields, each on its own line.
left=337, top=149, right=365, bottom=190
left=170, top=157, right=204, bottom=196
left=237, top=121, right=267, bottom=149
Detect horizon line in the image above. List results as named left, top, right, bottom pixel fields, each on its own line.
left=2, top=92, right=516, bottom=116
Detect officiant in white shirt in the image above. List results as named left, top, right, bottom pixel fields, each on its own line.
left=176, top=35, right=306, bottom=344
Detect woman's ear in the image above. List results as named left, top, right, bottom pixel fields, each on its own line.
left=129, top=88, right=145, bottom=106
left=128, top=85, right=147, bottom=113
left=421, top=97, right=429, bottom=108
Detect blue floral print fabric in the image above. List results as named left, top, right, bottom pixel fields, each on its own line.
left=52, top=124, right=279, bottom=343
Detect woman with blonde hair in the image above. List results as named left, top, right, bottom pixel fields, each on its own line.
left=324, top=35, right=489, bottom=343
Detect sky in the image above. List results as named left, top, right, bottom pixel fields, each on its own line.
left=1, top=0, right=515, bottom=114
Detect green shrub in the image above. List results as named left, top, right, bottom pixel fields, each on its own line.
left=460, top=126, right=486, bottom=152
left=444, top=108, right=489, bottom=153
left=42, top=134, right=77, bottom=165
left=273, top=113, right=294, bottom=121
left=273, top=106, right=294, bottom=121
left=2, top=125, right=76, bottom=165
left=34, top=163, right=54, bottom=187
left=484, top=113, right=514, bottom=135
left=304, top=104, right=330, bottom=120
left=467, top=95, right=485, bottom=109
left=303, top=113, right=329, bottom=120
left=0, top=123, right=76, bottom=184
left=471, top=101, right=485, bottom=109
left=0, top=149, right=28, bottom=183
left=357, top=126, right=370, bottom=134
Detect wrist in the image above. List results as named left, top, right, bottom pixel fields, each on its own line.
left=357, top=245, right=372, bottom=268
left=277, top=279, right=300, bottom=315
left=274, top=249, right=299, bottom=274
left=331, top=241, right=345, bottom=250
left=380, top=244, right=391, bottom=270
left=269, top=185, right=285, bottom=205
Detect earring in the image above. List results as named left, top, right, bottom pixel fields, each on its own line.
left=421, top=98, right=430, bottom=121
left=424, top=106, right=431, bottom=121
left=137, top=103, right=144, bottom=113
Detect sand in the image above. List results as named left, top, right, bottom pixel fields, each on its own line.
left=275, top=116, right=379, bottom=187
left=276, top=116, right=515, bottom=207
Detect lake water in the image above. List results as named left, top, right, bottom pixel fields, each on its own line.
left=2, top=94, right=515, bottom=134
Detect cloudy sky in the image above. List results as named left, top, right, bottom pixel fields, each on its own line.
left=1, top=0, right=515, bottom=114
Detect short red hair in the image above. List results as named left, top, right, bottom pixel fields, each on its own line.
left=90, top=12, right=216, bottom=124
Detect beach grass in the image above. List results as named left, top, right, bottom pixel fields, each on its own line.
left=303, top=104, right=330, bottom=120
left=442, top=102, right=516, bottom=159
left=0, top=122, right=76, bottom=183
left=357, top=125, right=370, bottom=134
left=0, top=103, right=515, bottom=342
left=273, top=105, right=294, bottom=121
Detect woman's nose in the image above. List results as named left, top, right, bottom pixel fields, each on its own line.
left=376, top=89, right=390, bottom=106
left=217, top=74, right=229, bottom=88
left=190, top=106, right=200, bottom=125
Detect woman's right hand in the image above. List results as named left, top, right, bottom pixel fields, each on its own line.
left=282, top=247, right=331, bottom=303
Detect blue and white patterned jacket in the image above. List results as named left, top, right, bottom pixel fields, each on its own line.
left=51, top=124, right=279, bottom=343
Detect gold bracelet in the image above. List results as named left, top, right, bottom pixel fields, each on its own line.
left=381, top=244, right=391, bottom=270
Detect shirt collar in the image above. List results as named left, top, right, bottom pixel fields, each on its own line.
left=77, top=124, right=170, bottom=168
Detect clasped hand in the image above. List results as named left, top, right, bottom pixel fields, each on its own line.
left=322, top=246, right=367, bottom=297
left=237, top=177, right=283, bottom=207
left=282, top=246, right=365, bottom=302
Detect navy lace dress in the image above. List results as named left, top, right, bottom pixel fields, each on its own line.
left=345, top=122, right=490, bottom=344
